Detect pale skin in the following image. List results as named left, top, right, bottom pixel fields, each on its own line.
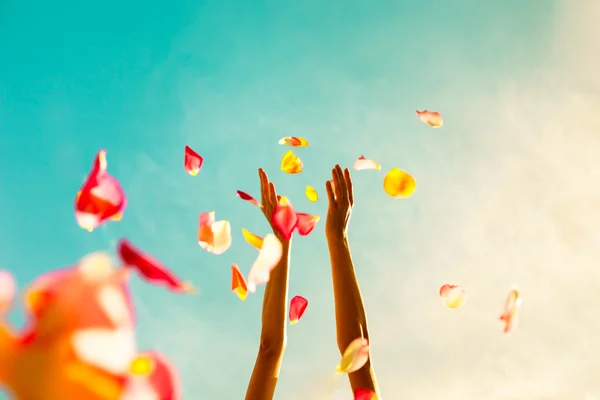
left=325, top=165, right=380, bottom=395
left=245, top=168, right=290, bottom=400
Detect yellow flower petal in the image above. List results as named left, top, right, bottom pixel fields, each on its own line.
left=305, top=186, right=318, bottom=202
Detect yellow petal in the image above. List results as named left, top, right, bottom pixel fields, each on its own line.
left=110, top=213, right=122, bottom=221
left=242, top=228, right=264, bottom=250
left=335, top=338, right=370, bottom=374
left=383, top=168, right=416, bottom=198
left=305, top=186, right=318, bottom=202
left=280, top=150, right=303, bottom=174
left=130, top=355, right=155, bottom=376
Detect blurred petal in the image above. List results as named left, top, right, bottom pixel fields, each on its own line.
left=439, top=284, right=467, bottom=308
left=231, top=264, right=248, bottom=301
left=416, top=109, right=443, bottom=127
left=271, top=197, right=298, bottom=240
left=71, top=327, right=136, bottom=375
left=184, top=145, right=203, bottom=176
left=289, top=295, right=308, bottom=325
left=197, top=212, right=232, bottom=255
left=247, top=234, right=283, bottom=293
left=210, top=220, right=232, bottom=255
left=241, top=228, right=263, bottom=250
left=383, top=168, right=416, bottom=198
left=236, top=190, right=261, bottom=207
left=335, top=338, right=370, bottom=374
left=0, top=270, right=16, bottom=315
left=280, top=150, right=303, bottom=174
left=117, top=240, right=194, bottom=293
left=499, top=286, right=522, bottom=334
left=305, top=186, right=318, bottom=202
left=278, top=136, right=309, bottom=147
left=295, top=213, right=320, bottom=236
left=198, top=211, right=215, bottom=227
left=354, top=388, right=378, bottom=400
left=353, top=155, right=381, bottom=171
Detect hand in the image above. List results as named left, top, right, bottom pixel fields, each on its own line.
left=258, top=168, right=286, bottom=243
left=325, top=165, right=354, bottom=239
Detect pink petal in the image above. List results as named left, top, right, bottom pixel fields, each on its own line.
left=289, top=295, right=308, bottom=325
left=271, top=197, right=298, bottom=240
left=295, top=213, right=320, bottom=236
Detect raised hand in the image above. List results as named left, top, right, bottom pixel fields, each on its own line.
left=258, top=168, right=286, bottom=242
left=325, top=164, right=354, bottom=239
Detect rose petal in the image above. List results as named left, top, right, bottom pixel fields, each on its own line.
left=353, top=156, right=381, bottom=171
left=184, top=145, right=203, bottom=176
left=499, top=286, right=522, bottom=334
left=336, top=337, right=370, bottom=374
left=354, top=388, right=378, bottom=400
left=305, top=186, right=318, bottom=202
left=278, top=136, right=309, bottom=147
left=236, top=190, right=260, bottom=207
left=416, top=110, right=443, bottom=128
left=271, top=197, right=298, bottom=240
left=295, top=213, right=320, bottom=236
left=247, top=234, right=283, bottom=292
left=231, top=264, right=248, bottom=301
left=241, top=228, right=264, bottom=250
left=383, top=168, right=416, bottom=198
left=289, top=295, right=308, bottom=325
left=439, top=284, right=467, bottom=308
left=280, top=150, right=303, bottom=174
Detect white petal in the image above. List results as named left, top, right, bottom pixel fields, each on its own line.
left=97, top=285, right=131, bottom=326
left=71, top=328, right=136, bottom=374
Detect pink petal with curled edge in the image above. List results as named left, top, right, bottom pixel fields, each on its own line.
left=352, top=155, right=381, bottom=171
left=271, top=197, right=298, bottom=240
left=295, top=213, right=320, bottom=236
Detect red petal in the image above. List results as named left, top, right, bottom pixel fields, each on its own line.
left=271, top=197, right=298, bottom=240
left=134, top=351, right=181, bottom=400
left=236, top=190, right=260, bottom=207
left=117, top=240, right=194, bottom=293
left=295, top=213, right=320, bottom=236
left=184, top=145, right=203, bottom=175
left=289, top=295, right=308, bottom=324
left=354, top=388, right=377, bottom=400
left=75, top=150, right=126, bottom=230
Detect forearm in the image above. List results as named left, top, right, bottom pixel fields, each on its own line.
left=327, top=233, right=379, bottom=394
left=259, top=239, right=291, bottom=354
left=327, top=234, right=367, bottom=346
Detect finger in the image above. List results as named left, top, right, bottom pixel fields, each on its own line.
left=335, top=165, right=348, bottom=204
left=344, top=168, right=354, bottom=206
left=269, top=182, right=277, bottom=204
left=258, top=169, right=267, bottom=206
left=277, top=195, right=281, bottom=202
left=325, top=180, right=336, bottom=207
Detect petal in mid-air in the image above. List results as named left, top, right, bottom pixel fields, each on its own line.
left=335, top=338, right=370, bottom=374
left=383, top=168, right=416, bottom=198
left=439, top=284, right=467, bottom=309
left=184, top=145, right=203, bottom=176
left=247, top=234, right=283, bottom=293
left=231, top=264, right=248, bottom=301
left=416, top=110, right=443, bottom=128
left=197, top=212, right=232, bottom=255
left=278, top=136, right=309, bottom=147
left=499, top=286, right=522, bottom=334
left=289, top=295, right=308, bottom=325
left=305, top=186, right=318, bottom=202
left=280, top=150, right=303, bottom=174
left=353, top=155, right=381, bottom=171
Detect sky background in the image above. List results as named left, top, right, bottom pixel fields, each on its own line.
left=1, top=0, right=600, bottom=399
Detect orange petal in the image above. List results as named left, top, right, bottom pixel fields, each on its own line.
left=383, top=168, right=416, bottom=198
left=416, top=110, right=443, bottom=128
left=184, top=145, right=203, bottom=176
left=241, top=228, right=263, bottom=250
left=354, top=388, right=378, bottom=400
left=0, top=270, right=16, bottom=315
left=117, top=239, right=195, bottom=293
left=295, top=213, right=320, bottom=236
left=271, top=197, right=298, bottom=240
left=280, top=150, right=304, bottom=174
left=278, top=136, right=309, bottom=147
left=236, top=190, right=261, bottom=207
left=439, top=284, right=467, bottom=308
left=247, top=234, right=283, bottom=292
left=353, top=155, right=381, bottom=171
left=231, top=264, right=248, bottom=301
left=499, top=286, right=522, bottom=334
left=336, top=337, right=370, bottom=374
left=305, top=186, right=318, bottom=202
left=198, top=212, right=232, bottom=255
left=289, top=295, right=308, bottom=325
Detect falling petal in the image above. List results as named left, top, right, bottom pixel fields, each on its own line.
left=184, top=145, right=203, bottom=176
left=336, top=338, right=370, bottom=374
left=75, top=150, right=127, bottom=231
left=0, top=270, right=16, bottom=315
left=271, top=197, right=298, bottom=240
left=236, top=190, right=261, bottom=207
left=439, top=284, right=467, bottom=308
left=305, top=186, right=318, bottom=202
left=117, top=239, right=195, bottom=293
left=354, top=388, right=378, bottom=400
left=383, top=168, right=416, bottom=198
left=353, top=156, right=381, bottom=171
left=247, top=234, right=283, bottom=293
left=231, top=264, right=248, bottom=301
left=499, top=286, right=522, bottom=334
left=416, top=110, right=443, bottom=128
left=197, top=212, right=232, bottom=255
left=278, top=136, right=309, bottom=147
left=296, top=213, right=320, bottom=236
left=289, top=295, right=308, bottom=325
left=241, top=228, right=264, bottom=250
left=280, top=150, right=303, bottom=174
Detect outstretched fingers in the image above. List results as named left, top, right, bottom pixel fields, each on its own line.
left=269, top=182, right=277, bottom=204
left=334, top=165, right=349, bottom=205
left=326, top=180, right=336, bottom=208
left=344, top=168, right=354, bottom=206
left=258, top=168, right=267, bottom=206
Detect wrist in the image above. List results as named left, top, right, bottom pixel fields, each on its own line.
left=326, top=230, right=348, bottom=245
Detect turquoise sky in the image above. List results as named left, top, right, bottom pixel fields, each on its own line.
left=4, top=1, right=600, bottom=399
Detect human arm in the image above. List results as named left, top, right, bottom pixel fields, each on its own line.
left=325, top=165, right=379, bottom=395
left=245, top=168, right=291, bottom=400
